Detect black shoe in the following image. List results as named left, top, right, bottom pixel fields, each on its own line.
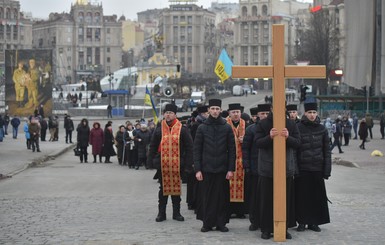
left=308, top=224, right=321, bottom=232
left=172, top=214, right=184, bottom=221
left=135, top=166, right=139, bottom=170
left=286, top=231, right=292, bottom=239
left=37, top=150, right=41, bottom=152
left=261, top=231, right=271, bottom=239
left=297, top=223, right=305, bottom=232
left=339, top=151, right=344, bottom=153
left=155, top=214, right=166, bottom=222
left=216, top=226, right=229, bottom=232
left=249, top=223, right=258, bottom=231
left=84, top=160, right=88, bottom=163
left=201, top=226, right=212, bottom=232
left=93, top=160, right=96, bottom=163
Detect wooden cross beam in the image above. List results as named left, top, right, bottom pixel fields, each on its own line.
left=232, top=24, right=325, bottom=242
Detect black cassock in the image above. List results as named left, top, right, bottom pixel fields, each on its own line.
left=196, top=172, right=230, bottom=228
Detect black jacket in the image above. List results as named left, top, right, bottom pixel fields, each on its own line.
left=76, top=120, right=90, bottom=147
left=193, top=115, right=236, bottom=173
left=297, top=116, right=332, bottom=178
left=242, top=121, right=259, bottom=175
left=148, top=120, right=194, bottom=172
left=254, top=114, right=301, bottom=178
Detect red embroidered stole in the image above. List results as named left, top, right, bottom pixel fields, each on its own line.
left=160, top=119, right=182, bottom=196
left=226, top=117, right=245, bottom=202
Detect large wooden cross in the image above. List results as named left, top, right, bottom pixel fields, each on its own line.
left=232, top=25, right=325, bottom=242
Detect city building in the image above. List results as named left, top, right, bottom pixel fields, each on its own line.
left=32, top=0, right=122, bottom=85
left=233, top=0, right=310, bottom=90
left=0, top=0, right=33, bottom=73
left=159, top=2, right=217, bottom=78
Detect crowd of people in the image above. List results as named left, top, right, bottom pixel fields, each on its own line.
left=1, top=100, right=384, bottom=240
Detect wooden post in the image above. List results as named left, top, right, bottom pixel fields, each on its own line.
left=232, top=24, right=325, bottom=242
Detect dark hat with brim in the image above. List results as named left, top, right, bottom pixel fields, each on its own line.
left=250, top=107, right=259, bottom=115
left=164, top=103, right=178, bottom=114
left=208, top=99, right=222, bottom=108
left=304, top=102, right=317, bottom=112
left=286, top=104, right=297, bottom=111
left=228, top=103, right=242, bottom=111
left=197, top=105, right=208, bottom=113
left=258, top=104, right=271, bottom=112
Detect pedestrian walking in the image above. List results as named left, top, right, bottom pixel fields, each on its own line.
left=147, top=103, right=194, bottom=223
left=342, top=116, right=352, bottom=146
left=89, top=122, right=104, bottom=163
left=352, top=113, right=359, bottom=139
left=10, top=116, right=21, bottom=139
left=107, top=104, right=113, bottom=118
left=76, top=118, right=90, bottom=163
left=295, top=103, right=331, bottom=233
left=193, top=99, right=236, bottom=232
left=330, top=118, right=343, bottom=154
left=3, top=113, right=10, bottom=135
left=365, top=113, right=374, bottom=139
left=358, top=118, right=368, bottom=149
left=254, top=107, right=300, bottom=240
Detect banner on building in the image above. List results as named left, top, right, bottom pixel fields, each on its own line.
left=5, top=49, right=53, bottom=117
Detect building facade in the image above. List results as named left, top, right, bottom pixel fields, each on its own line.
left=0, top=0, right=32, bottom=73
left=32, top=0, right=122, bottom=85
left=159, top=4, right=217, bottom=77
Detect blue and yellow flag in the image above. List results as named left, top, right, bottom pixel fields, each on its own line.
left=214, top=49, right=233, bottom=83
left=144, top=86, right=159, bottom=124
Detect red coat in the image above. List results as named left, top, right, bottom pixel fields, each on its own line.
left=89, top=127, right=104, bottom=155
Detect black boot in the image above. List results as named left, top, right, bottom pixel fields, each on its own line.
left=155, top=205, right=166, bottom=222
left=93, top=155, right=97, bottom=163
left=99, top=155, right=102, bottom=163
left=172, top=203, right=184, bottom=221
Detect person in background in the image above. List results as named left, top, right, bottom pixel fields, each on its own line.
left=330, top=118, right=343, bottom=154
left=10, top=115, right=21, bottom=139
left=89, top=122, right=104, bottom=163
left=102, top=122, right=116, bottom=163
left=23, top=117, right=31, bottom=149
left=352, top=113, right=359, bottom=139
left=358, top=118, right=368, bottom=150
left=28, top=117, right=41, bottom=152
left=380, top=110, right=385, bottom=139
left=64, top=115, right=74, bottom=144
left=115, top=125, right=129, bottom=165
left=40, top=117, right=48, bottom=142
left=76, top=118, right=90, bottom=163
left=0, top=115, right=4, bottom=142
left=134, top=124, right=152, bottom=170
left=107, top=104, right=113, bottom=118
left=365, top=113, right=374, bottom=139
left=124, top=122, right=136, bottom=168
left=342, top=116, right=352, bottom=146
left=3, top=113, right=10, bottom=136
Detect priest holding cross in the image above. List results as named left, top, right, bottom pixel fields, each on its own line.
left=232, top=25, right=326, bottom=241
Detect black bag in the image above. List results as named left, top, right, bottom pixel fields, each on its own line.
left=73, top=147, right=81, bottom=156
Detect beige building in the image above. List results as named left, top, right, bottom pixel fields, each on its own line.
left=0, top=0, right=33, bottom=70
left=32, top=0, right=122, bottom=85
left=233, top=0, right=310, bottom=68
left=159, top=3, right=217, bottom=77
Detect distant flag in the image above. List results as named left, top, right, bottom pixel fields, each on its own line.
left=214, top=49, right=233, bottom=83
left=144, top=86, right=158, bottom=124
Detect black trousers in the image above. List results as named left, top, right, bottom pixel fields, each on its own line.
left=158, top=174, right=181, bottom=207
left=65, top=130, right=72, bottom=143
left=79, top=146, right=88, bottom=162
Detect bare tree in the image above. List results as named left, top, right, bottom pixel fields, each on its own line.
left=297, top=9, right=340, bottom=94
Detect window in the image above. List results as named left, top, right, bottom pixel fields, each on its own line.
left=95, top=47, right=100, bottom=64
left=187, top=16, right=192, bottom=24
left=86, top=28, right=92, bottom=41
left=85, top=12, right=92, bottom=23
left=107, top=57, right=111, bottom=63
left=95, top=13, right=100, bottom=23
left=87, top=47, right=92, bottom=64
left=78, top=12, right=84, bottom=22
left=262, top=5, right=268, bottom=16
left=107, top=47, right=110, bottom=53
left=107, top=28, right=110, bottom=34
left=95, top=28, right=100, bottom=41
left=252, top=6, right=257, bottom=16
left=173, top=16, right=178, bottom=24
left=242, top=6, right=247, bottom=17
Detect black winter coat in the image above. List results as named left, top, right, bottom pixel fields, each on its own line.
left=102, top=129, right=116, bottom=157
left=297, top=116, right=332, bottom=178
left=242, top=122, right=259, bottom=175
left=148, top=120, right=194, bottom=172
left=254, top=114, right=301, bottom=178
left=193, top=115, right=236, bottom=173
left=135, top=129, right=152, bottom=158
left=76, top=123, right=90, bottom=148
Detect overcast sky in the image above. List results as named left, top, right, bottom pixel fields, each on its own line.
left=19, top=0, right=312, bottom=20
